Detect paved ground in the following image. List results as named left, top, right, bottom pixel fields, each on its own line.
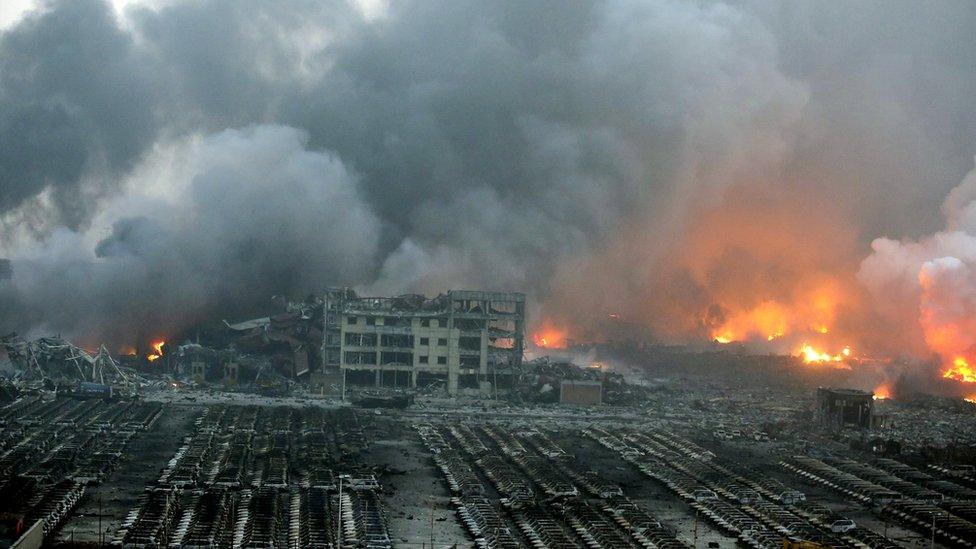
left=362, top=420, right=470, bottom=548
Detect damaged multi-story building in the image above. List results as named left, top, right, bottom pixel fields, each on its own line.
left=322, top=288, right=525, bottom=396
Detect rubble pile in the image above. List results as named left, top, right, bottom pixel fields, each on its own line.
left=0, top=334, right=151, bottom=393
left=517, top=357, right=655, bottom=405
left=163, top=296, right=326, bottom=393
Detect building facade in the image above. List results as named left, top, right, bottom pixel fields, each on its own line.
left=816, top=387, right=875, bottom=430
left=322, top=289, right=525, bottom=396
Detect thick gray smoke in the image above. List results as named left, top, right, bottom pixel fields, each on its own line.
left=2, top=125, right=378, bottom=343
left=1, top=0, right=976, bottom=350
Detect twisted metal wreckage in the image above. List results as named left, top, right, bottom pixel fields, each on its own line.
left=0, top=334, right=149, bottom=390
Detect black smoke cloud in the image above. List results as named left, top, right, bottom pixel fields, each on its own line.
left=0, top=0, right=156, bottom=232
left=1, top=0, right=976, bottom=349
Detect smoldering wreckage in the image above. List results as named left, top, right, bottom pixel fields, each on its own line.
left=0, top=289, right=638, bottom=405
left=0, top=294, right=334, bottom=401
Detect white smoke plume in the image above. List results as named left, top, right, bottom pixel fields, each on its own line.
left=859, top=162, right=976, bottom=377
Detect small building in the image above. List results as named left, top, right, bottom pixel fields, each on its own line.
left=817, top=387, right=874, bottom=430
left=560, top=380, right=602, bottom=406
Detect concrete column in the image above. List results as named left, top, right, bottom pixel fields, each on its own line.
left=375, top=369, right=381, bottom=387
left=448, top=369, right=458, bottom=396
left=410, top=370, right=417, bottom=388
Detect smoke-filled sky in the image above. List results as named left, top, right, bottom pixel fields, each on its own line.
left=2, top=0, right=976, bottom=370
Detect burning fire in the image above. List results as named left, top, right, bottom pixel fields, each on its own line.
left=708, top=300, right=790, bottom=344
left=798, top=343, right=851, bottom=364
left=943, top=357, right=976, bottom=383
left=873, top=383, right=892, bottom=400
left=532, top=322, right=567, bottom=349
left=705, top=281, right=850, bottom=348
left=147, top=340, right=165, bottom=362
left=917, top=261, right=976, bottom=385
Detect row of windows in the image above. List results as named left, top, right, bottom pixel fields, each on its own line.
left=343, top=351, right=448, bottom=365
left=347, top=315, right=442, bottom=328
left=344, top=333, right=447, bottom=347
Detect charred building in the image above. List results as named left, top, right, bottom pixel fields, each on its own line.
left=322, top=289, right=525, bottom=396
left=817, top=387, right=875, bottom=431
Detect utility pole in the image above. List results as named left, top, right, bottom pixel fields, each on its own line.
left=429, top=498, right=436, bottom=548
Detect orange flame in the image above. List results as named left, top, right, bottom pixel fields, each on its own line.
left=707, top=282, right=846, bottom=346
left=147, top=340, right=165, bottom=362
left=532, top=322, right=567, bottom=349
left=798, top=343, right=851, bottom=364
left=943, top=356, right=976, bottom=383
left=873, top=383, right=892, bottom=400
left=709, top=300, right=789, bottom=343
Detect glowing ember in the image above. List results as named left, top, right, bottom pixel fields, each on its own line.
left=943, top=357, right=976, bottom=383
left=965, top=396, right=976, bottom=404
left=147, top=340, right=165, bottom=362
left=873, top=384, right=891, bottom=400
left=714, top=335, right=732, bottom=344
left=798, top=344, right=851, bottom=364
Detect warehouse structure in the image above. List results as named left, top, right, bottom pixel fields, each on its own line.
left=322, top=288, right=525, bottom=396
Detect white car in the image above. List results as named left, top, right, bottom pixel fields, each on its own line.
left=830, top=519, right=857, bottom=533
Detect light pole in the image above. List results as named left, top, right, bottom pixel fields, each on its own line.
left=930, top=510, right=943, bottom=549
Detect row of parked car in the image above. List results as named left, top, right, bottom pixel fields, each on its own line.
left=0, top=396, right=165, bottom=540
left=418, top=420, right=691, bottom=548
left=781, top=456, right=899, bottom=504
left=778, top=450, right=976, bottom=548
left=586, top=426, right=902, bottom=549
left=881, top=501, right=976, bottom=548
left=118, top=404, right=390, bottom=548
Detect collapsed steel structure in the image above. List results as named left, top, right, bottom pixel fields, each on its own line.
left=1, top=334, right=140, bottom=388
